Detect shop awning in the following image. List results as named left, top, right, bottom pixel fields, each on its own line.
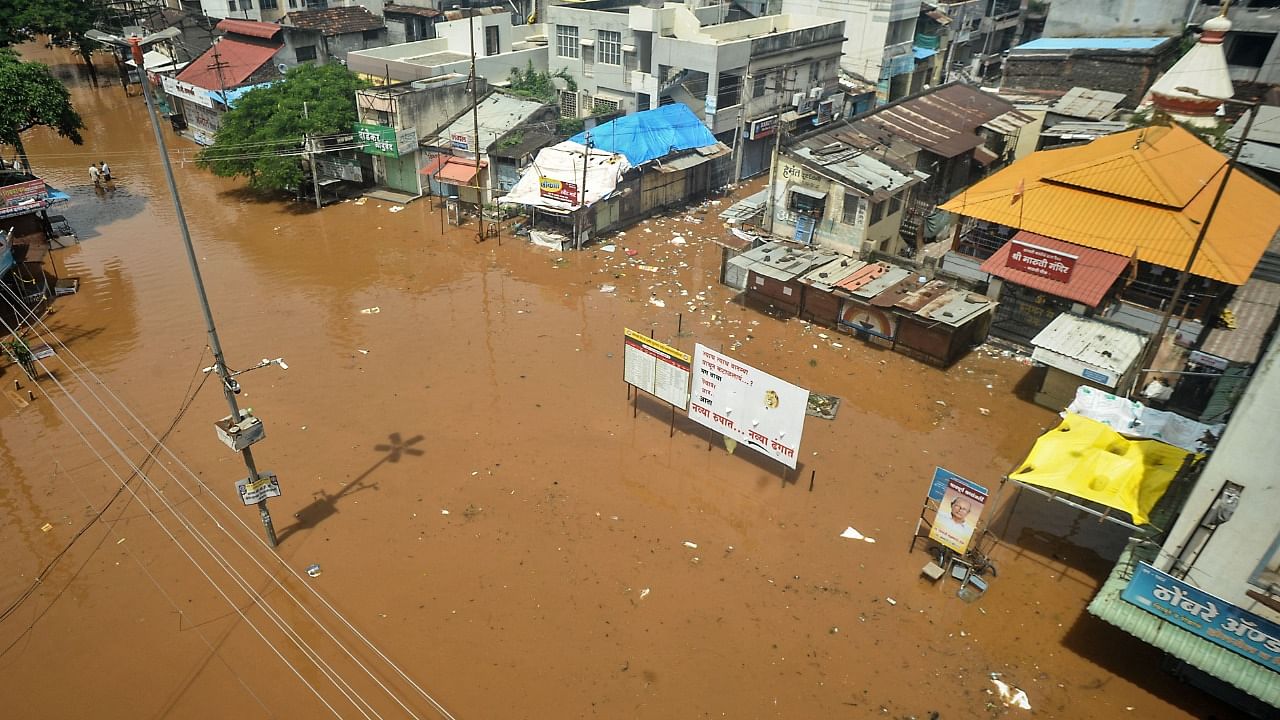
left=790, top=185, right=827, bottom=201
left=435, top=159, right=486, bottom=185
left=1008, top=413, right=1193, bottom=526
left=419, top=154, right=449, bottom=176
left=980, top=231, right=1129, bottom=308
left=912, top=46, right=937, bottom=61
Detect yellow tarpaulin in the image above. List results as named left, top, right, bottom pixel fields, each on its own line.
left=1008, top=413, right=1193, bottom=526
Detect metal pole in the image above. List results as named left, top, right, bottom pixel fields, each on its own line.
left=468, top=8, right=485, bottom=242
left=1131, top=104, right=1257, bottom=398
left=130, top=39, right=278, bottom=548
left=765, top=121, right=784, bottom=235
left=578, top=132, right=591, bottom=250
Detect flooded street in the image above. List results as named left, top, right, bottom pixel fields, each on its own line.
left=0, top=46, right=1233, bottom=719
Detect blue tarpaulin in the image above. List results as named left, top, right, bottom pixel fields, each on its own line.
left=212, top=81, right=278, bottom=108
left=912, top=46, right=937, bottom=61
left=570, top=104, right=717, bottom=168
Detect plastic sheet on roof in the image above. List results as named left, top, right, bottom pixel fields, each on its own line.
left=569, top=104, right=717, bottom=168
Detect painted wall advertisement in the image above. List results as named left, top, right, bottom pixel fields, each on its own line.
left=1123, top=562, right=1280, bottom=672
left=927, top=467, right=987, bottom=554
left=623, top=328, right=691, bottom=410
left=687, top=344, right=808, bottom=469
left=539, top=177, right=579, bottom=204
left=1007, top=239, right=1077, bottom=283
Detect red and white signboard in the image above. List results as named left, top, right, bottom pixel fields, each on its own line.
left=1006, top=239, right=1077, bottom=283
left=688, top=344, right=808, bottom=469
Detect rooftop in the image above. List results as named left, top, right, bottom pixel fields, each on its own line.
left=433, top=93, right=552, bottom=150
left=980, top=231, right=1131, bottom=308
left=853, top=83, right=1032, bottom=159
left=1030, top=313, right=1148, bottom=381
left=787, top=121, right=926, bottom=199
left=1050, top=87, right=1127, bottom=119
left=1012, top=37, right=1173, bottom=52
left=283, top=6, right=384, bottom=35
left=176, top=35, right=282, bottom=91
left=939, top=124, right=1280, bottom=285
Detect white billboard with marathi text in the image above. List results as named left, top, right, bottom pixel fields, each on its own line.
left=688, top=345, right=808, bottom=469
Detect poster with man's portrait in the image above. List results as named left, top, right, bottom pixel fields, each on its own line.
left=929, top=475, right=988, bottom=554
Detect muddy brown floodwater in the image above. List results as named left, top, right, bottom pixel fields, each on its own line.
left=0, top=45, right=1235, bottom=720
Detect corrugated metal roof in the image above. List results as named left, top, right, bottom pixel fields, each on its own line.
left=1088, top=544, right=1280, bottom=709
left=727, top=240, right=841, bottom=282
left=982, top=109, right=1037, bottom=135
left=848, top=265, right=913, bottom=299
left=787, top=123, right=925, bottom=197
left=1030, top=314, right=1147, bottom=377
left=893, top=279, right=951, bottom=312
left=980, top=231, right=1130, bottom=308
left=1039, top=121, right=1129, bottom=141
left=798, top=256, right=867, bottom=292
left=1014, top=37, right=1171, bottom=52
left=854, top=83, right=1020, bottom=159
left=939, top=124, right=1280, bottom=285
left=1227, top=105, right=1280, bottom=146
left=1239, top=141, right=1280, bottom=175
left=435, top=93, right=550, bottom=149
left=1050, top=87, right=1127, bottom=119
left=915, top=288, right=996, bottom=327
left=718, top=189, right=769, bottom=222
left=1198, top=277, right=1280, bottom=363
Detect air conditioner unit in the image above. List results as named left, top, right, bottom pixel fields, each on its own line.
left=792, top=91, right=805, bottom=107
left=809, top=87, right=823, bottom=100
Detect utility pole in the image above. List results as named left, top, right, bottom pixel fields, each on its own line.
left=127, top=35, right=279, bottom=548
left=305, top=101, right=321, bottom=209
left=1131, top=92, right=1259, bottom=399
left=465, top=5, right=485, bottom=242
left=578, top=132, right=591, bottom=250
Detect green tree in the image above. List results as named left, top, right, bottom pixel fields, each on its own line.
left=1, top=0, right=104, bottom=83
left=0, top=48, right=85, bottom=166
left=197, top=63, right=370, bottom=192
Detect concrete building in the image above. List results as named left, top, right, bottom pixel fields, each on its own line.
left=920, top=1, right=1028, bottom=86
left=1002, top=36, right=1181, bottom=107
left=354, top=73, right=484, bottom=200
left=769, top=120, right=927, bottom=256
left=544, top=0, right=845, bottom=178
left=1043, top=0, right=1195, bottom=39
left=1189, top=0, right=1280, bottom=86
left=190, top=0, right=388, bottom=24
left=346, top=12, right=549, bottom=85
left=781, top=0, right=918, bottom=101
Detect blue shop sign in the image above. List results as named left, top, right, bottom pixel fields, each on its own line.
left=928, top=466, right=986, bottom=502
left=1123, top=562, right=1280, bottom=672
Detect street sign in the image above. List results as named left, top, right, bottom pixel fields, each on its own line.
left=236, top=472, right=281, bottom=505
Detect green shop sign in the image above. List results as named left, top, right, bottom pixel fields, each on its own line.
left=354, top=122, right=418, bottom=158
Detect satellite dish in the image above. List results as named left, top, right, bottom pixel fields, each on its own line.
left=277, top=63, right=288, bottom=75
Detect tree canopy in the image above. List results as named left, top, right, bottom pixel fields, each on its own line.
left=0, top=48, right=85, bottom=155
left=0, top=0, right=102, bottom=79
left=507, top=61, right=575, bottom=105
left=198, top=63, right=369, bottom=192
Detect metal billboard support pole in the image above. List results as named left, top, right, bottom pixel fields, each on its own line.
left=129, top=37, right=278, bottom=547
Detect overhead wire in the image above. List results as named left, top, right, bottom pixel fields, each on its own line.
left=0, top=295, right=383, bottom=720
left=0, top=285, right=456, bottom=720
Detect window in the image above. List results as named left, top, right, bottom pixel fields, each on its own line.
left=593, top=97, right=620, bottom=114
left=889, top=194, right=902, bottom=215
left=363, top=29, right=380, bottom=41
left=228, top=0, right=237, bottom=9
left=869, top=200, right=885, bottom=224
left=887, top=18, right=914, bottom=45
left=560, top=90, right=578, bottom=118
left=841, top=194, right=861, bottom=225
left=753, top=74, right=766, bottom=99
left=241, top=0, right=253, bottom=8
left=716, top=71, right=741, bottom=109
left=295, top=45, right=318, bottom=62
left=1227, top=33, right=1275, bottom=68
left=288, top=0, right=298, bottom=8
left=485, top=25, right=500, bottom=56
left=598, top=30, right=622, bottom=66
left=261, top=0, right=277, bottom=8
left=557, top=25, right=579, bottom=59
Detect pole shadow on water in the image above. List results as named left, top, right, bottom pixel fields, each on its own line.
left=275, top=432, right=425, bottom=544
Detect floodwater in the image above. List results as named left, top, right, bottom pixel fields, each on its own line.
left=0, top=46, right=1234, bottom=719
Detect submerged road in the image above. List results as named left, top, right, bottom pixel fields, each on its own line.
left=0, top=44, right=1231, bottom=719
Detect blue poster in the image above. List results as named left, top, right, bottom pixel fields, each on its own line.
left=1122, top=562, right=1280, bottom=672
left=928, top=467, right=986, bottom=502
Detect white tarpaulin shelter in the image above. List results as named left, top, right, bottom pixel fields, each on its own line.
left=1065, top=385, right=1224, bottom=454
left=497, top=141, right=630, bottom=214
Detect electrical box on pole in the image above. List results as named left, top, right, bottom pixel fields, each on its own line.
left=214, top=410, right=266, bottom=452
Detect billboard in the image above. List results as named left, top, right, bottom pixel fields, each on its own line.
left=0, top=179, right=48, bottom=219
left=688, top=345, right=808, bottom=469
left=1123, top=562, right=1280, bottom=673
left=927, top=468, right=987, bottom=554
left=162, top=75, right=213, bottom=108
left=623, top=328, right=691, bottom=410
left=1007, top=239, right=1077, bottom=283
left=355, top=122, right=404, bottom=157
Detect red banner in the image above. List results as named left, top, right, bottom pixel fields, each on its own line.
left=1006, top=239, right=1077, bottom=283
